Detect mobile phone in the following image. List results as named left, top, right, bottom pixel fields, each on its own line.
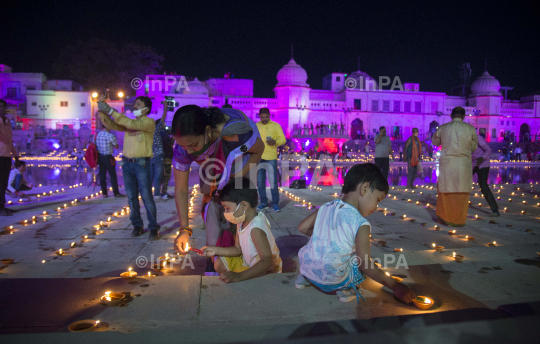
left=103, top=88, right=109, bottom=99
left=165, top=96, right=176, bottom=112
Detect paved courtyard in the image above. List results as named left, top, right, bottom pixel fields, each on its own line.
left=1, top=165, right=540, bottom=343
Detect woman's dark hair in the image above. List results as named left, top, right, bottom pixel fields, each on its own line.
left=14, top=159, right=26, bottom=169
left=342, top=163, right=389, bottom=194
left=135, top=96, right=152, bottom=112
left=171, top=105, right=225, bottom=137
left=220, top=177, right=258, bottom=208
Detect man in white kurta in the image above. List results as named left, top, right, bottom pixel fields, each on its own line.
left=432, top=107, right=478, bottom=226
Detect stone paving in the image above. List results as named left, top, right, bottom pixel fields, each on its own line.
left=1, top=175, right=540, bottom=342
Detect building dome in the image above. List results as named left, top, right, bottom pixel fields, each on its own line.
left=345, top=70, right=378, bottom=91
left=470, top=71, right=500, bottom=96
left=276, top=58, right=309, bottom=87
left=182, top=78, right=208, bottom=95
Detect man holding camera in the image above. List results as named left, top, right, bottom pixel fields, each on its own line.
left=98, top=96, right=160, bottom=240
left=256, top=108, right=286, bottom=212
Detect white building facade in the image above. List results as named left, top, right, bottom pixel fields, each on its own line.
left=138, top=58, right=540, bottom=145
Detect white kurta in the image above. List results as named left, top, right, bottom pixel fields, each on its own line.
left=432, top=118, right=478, bottom=193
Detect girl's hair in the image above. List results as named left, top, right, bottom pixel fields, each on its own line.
left=14, top=158, right=26, bottom=169
left=342, top=163, right=389, bottom=194
left=220, top=177, right=258, bottom=208
left=171, top=105, right=225, bottom=137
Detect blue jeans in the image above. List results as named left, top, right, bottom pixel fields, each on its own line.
left=257, top=159, right=279, bottom=207
left=150, top=155, right=164, bottom=196
left=122, top=158, right=160, bottom=230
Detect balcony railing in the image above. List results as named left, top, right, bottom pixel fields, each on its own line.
left=291, top=127, right=349, bottom=139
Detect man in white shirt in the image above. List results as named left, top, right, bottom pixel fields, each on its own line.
left=515, top=146, right=522, bottom=162
left=432, top=107, right=478, bottom=227
left=26, top=135, right=32, bottom=151
left=374, top=126, right=392, bottom=180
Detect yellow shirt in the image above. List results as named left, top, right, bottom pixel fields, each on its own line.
left=99, top=111, right=155, bottom=158
left=256, top=120, right=286, bottom=160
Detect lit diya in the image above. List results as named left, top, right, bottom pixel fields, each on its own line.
left=55, top=248, right=65, bottom=256
left=453, top=252, right=464, bottom=262
left=393, top=248, right=403, bottom=252
left=434, top=225, right=440, bottom=231
left=465, top=235, right=475, bottom=241
left=432, top=243, right=444, bottom=252
left=100, top=291, right=125, bottom=306
left=413, top=296, right=434, bottom=310
left=487, top=241, right=497, bottom=247
left=120, top=267, right=137, bottom=279
left=448, top=230, right=456, bottom=235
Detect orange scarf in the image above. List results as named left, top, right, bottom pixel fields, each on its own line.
left=411, top=136, right=420, bottom=167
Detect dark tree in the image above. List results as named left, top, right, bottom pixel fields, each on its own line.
left=53, top=39, right=164, bottom=96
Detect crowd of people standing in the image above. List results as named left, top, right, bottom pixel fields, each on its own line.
left=297, top=122, right=345, bottom=136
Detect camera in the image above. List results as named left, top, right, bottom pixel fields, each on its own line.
left=165, top=96, right=177, bottom=112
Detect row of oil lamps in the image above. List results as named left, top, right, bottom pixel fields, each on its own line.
left=7, top=183, right=84, bottom=205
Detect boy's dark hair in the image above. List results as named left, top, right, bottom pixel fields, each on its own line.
left=0, top=99, right=7, bottom=107
left=14, top=159, right=26, bottom=169
left=135, top=96, right=152, bottom=113
left=220, top=177, right=258, bottom=208
left=342, top=163, right=389, bottom=194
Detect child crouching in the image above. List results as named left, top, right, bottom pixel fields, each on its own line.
left=7, top=159, right=33, bottom=197
left=296, top=163, right=416, bottom=303
left=200, top=177, right=282, bottom=283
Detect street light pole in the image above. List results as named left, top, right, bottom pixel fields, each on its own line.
left=38, top=104, right=49, bottom=127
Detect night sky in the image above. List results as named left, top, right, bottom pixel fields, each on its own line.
left=3, top=0, right=540, bottom=98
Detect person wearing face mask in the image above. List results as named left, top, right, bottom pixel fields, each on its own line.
left=170, top=105, right=264, bottom=275
left=197, top=178, right=282, bottom=283
left=98, top=95, right=160, bottom=240
left=404, top=128, right=422, bottom=188
left=296, top=163, right=416, bottom=304
left=256, top=107, right=286, bottom=212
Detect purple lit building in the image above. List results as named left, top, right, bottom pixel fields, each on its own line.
left=138, top=57, right=540, bottom=152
